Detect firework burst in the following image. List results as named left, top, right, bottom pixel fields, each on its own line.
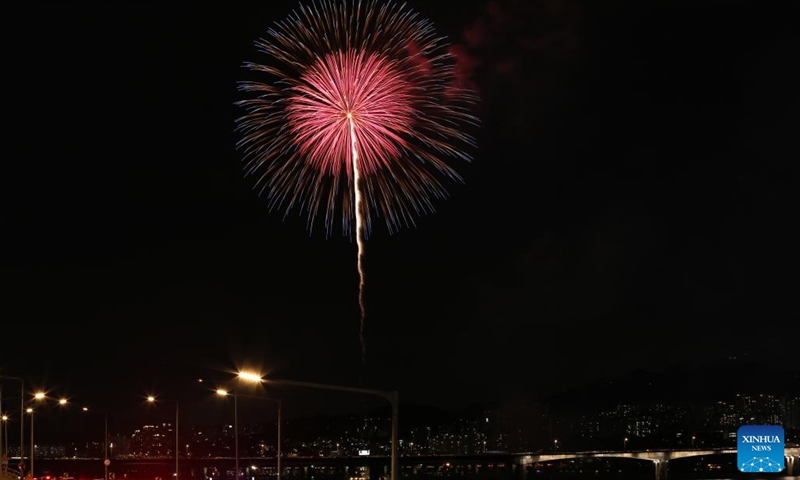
left=235, top=0, right=478, bottom=366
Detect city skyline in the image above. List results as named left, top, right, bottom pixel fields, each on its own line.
left=3, top=362, right=798, bottom=447
left=4, top=0, right=798, bottom=419
left=3, top=366, right=798, bottom=480
left=7, top=386, right=800, bottom=458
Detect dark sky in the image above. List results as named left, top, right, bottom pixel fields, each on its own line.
left=2, top=0, right=799, bottom=425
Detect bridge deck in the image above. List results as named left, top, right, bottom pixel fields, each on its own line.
left=517, top=446, right=799, bottom=464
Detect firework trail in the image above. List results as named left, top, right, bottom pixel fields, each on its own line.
left=235, top=0, right=479, bottom=370
left=348, top=111, right=367, bottom=365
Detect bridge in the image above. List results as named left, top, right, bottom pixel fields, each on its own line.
left=1, top=448, right=798, bottom=480
left=514, top=447, right=800, bottom=480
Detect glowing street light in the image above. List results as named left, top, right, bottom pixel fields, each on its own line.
left=0, top=374, right=26, bottom=470
left=1, top=414, right=8, bottom=457
left=0, top=384, right=3, bottom=459
left=237, top=371, right=283, bottom=480
left=237, top=372, right=262, bottom=383
left=28, top=392, right=66, bottom=477
left=147, top=396, right=179, bottom=480
left=216, top=389, right=239, bottom=480
left=624, top=437, right=628, bottom=451
left=26, top=407, right=34, bottom=474
left=0, top=414, right=8, bottom=458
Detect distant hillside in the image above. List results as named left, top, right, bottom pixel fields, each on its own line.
left=544, top=361, right=800, bottom=412
left=281, top=363, right=800, bottom=434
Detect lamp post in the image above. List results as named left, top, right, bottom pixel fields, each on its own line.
left=2, top=414, right=9, bottom=457
left=237, top=371, right=399, bottom=480
left=215, top=388, right=283, bottom=480
left=215, top=389, right=238, bottom=480
left=27, top=393, right=65, bottom=477
left=3, top=415, right=8, bottom=458
left=26, top=408, right=32, bottom=476
left=28, top=392, right=46, bottom=477
left=147, top=396, right=179, bottom=480
left=0, top=375, right=25, bottom=470
left=624, top=437, right=628, bottom=451
left=237, top=372, right=284, bottom=480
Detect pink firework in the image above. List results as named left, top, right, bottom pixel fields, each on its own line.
left=287, top=50, right=414, bottom=176
left=235, top=0, right=478, bottom=364
left=235, top=0, right=478, bottom=238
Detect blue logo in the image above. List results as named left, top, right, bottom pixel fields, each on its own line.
left=737, top=425, right=785, bottom=473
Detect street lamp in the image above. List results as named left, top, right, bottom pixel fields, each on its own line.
left=237, top=371, right=282, bottom=480
left=27, top=391, right=52, bottom=477
left=553, top=439, right=558, bottom=452
left=2, top=414, right=9, bottom=457
left=215, top=387, right=282, bottom=480
left=215, top=389, right=239, bottom=480
left=82, top=407, right=109, bottom=480
left=0, top=375, right=25, bottom=471
left=624, top=437, right=628, bottom=451
left=147, top=396, right=179, bottom=480
left=26, top=408, right=33, bottom=476
left=27, top=392, right=66, bottom=477
left=238, top=371, right=399, bottom=480
left=691, top=435, right=696, bottom=448
left=1, top=383, right=4, bottom=460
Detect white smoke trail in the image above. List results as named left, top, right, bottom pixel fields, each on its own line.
left=348, top=113, right=367, bottom=368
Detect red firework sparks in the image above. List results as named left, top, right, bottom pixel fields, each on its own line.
left=235, top=0, right=479, bottom=238
left=286, top=50, right=414, bottom=177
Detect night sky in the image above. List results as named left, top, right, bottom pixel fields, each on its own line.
left=3, top=0, right=798, bottom=426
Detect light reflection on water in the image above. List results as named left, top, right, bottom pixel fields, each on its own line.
left=398, top=473, right=800, bottom=480
left=24, top=459, right=799, bottom=480
left=670, top=478, right=800, bottom=480
left=402, top=477, right=800, bottom=480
